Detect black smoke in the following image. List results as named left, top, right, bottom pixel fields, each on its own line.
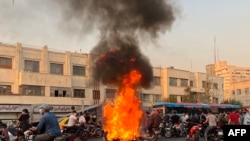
left=57, top=0, right=177, bottom=88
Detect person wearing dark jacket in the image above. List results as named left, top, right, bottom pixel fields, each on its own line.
left=30, top=104, right=61, bottom=141
left=16, top=109, right=31, bottom=134
left=149, top=110, right=161, bottom=131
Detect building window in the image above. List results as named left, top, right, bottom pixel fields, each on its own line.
left=142, top=93, right=150, bottom=102
left=245, top=88, right=249, bottom=94
left=0, top=57, right=12, bottom=69
left=105, top=89, right=117, bottom=99
left=20, top=85, right=45, bottom=96
left=0, top=85, right=11, bottom=95
left=202, top=81, right=206, bottom=88
left=237, top=89, right=241, bottom=94
left=50, top=87, right=71, bottom=97
left=73, top=66, right=86, bottom=76
left=190, top=81, right=193, bottom=87
left=232, top=90, right=235, bottom=95
left=180, top=79, right=188, bottom=87
left=169, top=77, right=177, bottom=86
left=93, top=90, right=100, bottom=99
left=153, top=94, right=160, bottom=102
left=74, top=89, right=85, bottom=98
left=213, top=83, right=218, bottom=89
left=24, top=60, right=39, bottom=72
left=153, top=77, right=161, bottom=85
left=50, top=63, right=63, bottom=75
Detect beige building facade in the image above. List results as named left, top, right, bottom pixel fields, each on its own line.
left=0, top=42, right=163, bottom=118
left=0, top=42, right=226, bottom=119
left=207, top=61, right=250, bottom=105
left=230, top=80, right=250, bottom=106
left=161, top=67, right=224, bottom=104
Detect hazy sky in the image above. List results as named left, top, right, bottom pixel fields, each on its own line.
left=0, top=0, right=250, bottom=73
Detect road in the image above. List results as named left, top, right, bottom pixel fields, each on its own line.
left=87, top=136, right=205, bottom=141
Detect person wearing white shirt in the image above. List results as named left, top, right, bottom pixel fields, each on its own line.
left=243, top=110, right=250, bottom=125
left=67, top=110, right=78, bottom=126
left=79, top=112, right=86, bottom=125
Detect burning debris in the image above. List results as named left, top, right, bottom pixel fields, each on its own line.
left=57, top=0, right=177, bottom=140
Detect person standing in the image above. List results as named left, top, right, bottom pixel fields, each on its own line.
left=30, top=104, right=61, bottom=141
left=228, top=109, right=240, bottom=125
left=243, top=110, right=250, bottom=125
left=203, top=110, right=217, bottom=141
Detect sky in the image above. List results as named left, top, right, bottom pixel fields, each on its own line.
left=0, top=0, right=250, bottom=73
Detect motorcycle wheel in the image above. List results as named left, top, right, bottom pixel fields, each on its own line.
left=79, top=130, right=89, bottom=141
left=94, top=128, right=103, bottom=138
left=164, top=130, right=171, bottom=138
left=194, top=131, right=200, bottom=141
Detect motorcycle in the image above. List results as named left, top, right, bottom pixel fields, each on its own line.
left=164, top=121, right=181, bottom=138
left=186, top=123, right=202, bottom=141
left=179, top=122, right=188, bottom=137
left=61, top=124, right=89, bottom=141
left=200, top=123, right=223, bottom=141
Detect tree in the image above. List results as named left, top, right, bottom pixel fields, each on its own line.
left=182, top=86, right=210, bottom=104
left=221, top=99, right=243, bottom=107
left=162, top=96, right=177, bottom=103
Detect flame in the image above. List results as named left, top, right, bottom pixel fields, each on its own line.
left=103, top=70, right=143, bottom=141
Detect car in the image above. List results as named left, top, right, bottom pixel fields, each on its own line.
left=58, top=117, right=69, bottom=129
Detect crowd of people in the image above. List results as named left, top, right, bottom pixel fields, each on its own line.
left=141, top=108, right=250, bottom=141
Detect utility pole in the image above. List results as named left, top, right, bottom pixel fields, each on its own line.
left=214, top=35, right=217, bottom=64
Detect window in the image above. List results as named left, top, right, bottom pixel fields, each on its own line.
left=74, top=89, right=85, bottom=98
left=202, top=81, right=206, bottom=88
left=20, top=85, right=45, bottom=96
left=0, top=85, right=11, bottom=95
left=237, top=89, right=241, bottom=94
left=153, top=77, right=161, bottom=85
left=153, top=94, right=160, bottom=102
left=232, top=90, right=235, bottom=95
left=180, top=79, right=188, bottom=87
left=169, top=77, right=177, bottom=86
left=213, top=83, right=218, bottom=89
left=24, top=60, right=39, bottom=72
left=105, top=89, right=117, bottom=99
left=245, top=88, right=249, bottom=94
left=142, top=93, right=150, bottom=102
left=73, top=66, right=86, bottom=76
left=93, top=90, right=100, bottom=99
left=190, top=81, right=193, bottom=87
left=50, top=63, right=63, bottom=75
left=0, top=57, right=12, bottom=69
left=50, top=87, right=71, bottom=97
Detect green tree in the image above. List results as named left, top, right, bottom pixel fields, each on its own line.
left=162, top=95, right=177, bottom=103
left=182, top=86, right=210, bottom=104
left=221, top=99, right=243, bottom=107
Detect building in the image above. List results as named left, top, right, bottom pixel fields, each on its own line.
left=230, top=80, right=250, bottom=106
left=161, top=67, right=224, bottom=104
left=0, top=42, right=225, bottom=120
left=0, top=42, right=162, bottom=119
left=207, top=61, right=250, bottom=103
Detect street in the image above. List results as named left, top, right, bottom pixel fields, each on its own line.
left=87, top=136, right=205, bottom=141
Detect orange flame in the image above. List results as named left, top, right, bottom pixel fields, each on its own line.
left=103, top=70, right=143, bottom=140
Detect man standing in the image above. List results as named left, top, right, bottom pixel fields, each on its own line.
left=30, top=104, right=61, bottom=141
left=243, top=110, right=250, bottom=125
left=203, top=110, right=217, bottom=141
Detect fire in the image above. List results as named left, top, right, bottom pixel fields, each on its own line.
left=103, top=70, right=143, bottom=141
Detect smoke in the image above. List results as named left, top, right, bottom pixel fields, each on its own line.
left=56, top=0, right=177, bottom=88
